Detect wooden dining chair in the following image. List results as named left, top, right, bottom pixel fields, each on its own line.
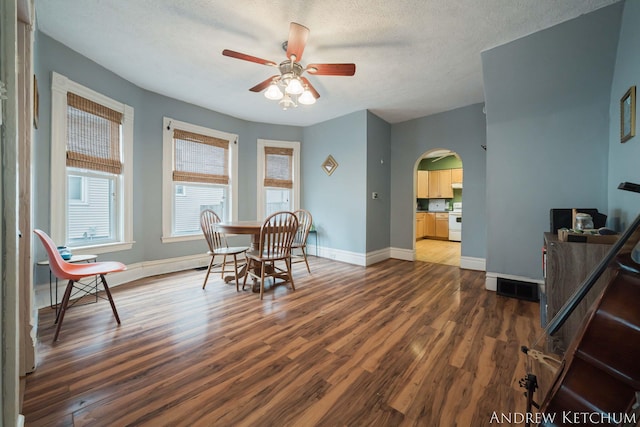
left=200, top=209, right=249, bottom=291
left=242, top=211, right=299, bottom=299
left=33, top=229, right=126, bottom=342
left=291, top=209, right=313, bottom=273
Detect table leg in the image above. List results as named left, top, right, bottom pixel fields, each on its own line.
left=250, top=232, right=260, bottom=252
left=223, top=263, right=248, bottom=284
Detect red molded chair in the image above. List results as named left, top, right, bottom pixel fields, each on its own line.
left=34, top=229, right=126, bottom=341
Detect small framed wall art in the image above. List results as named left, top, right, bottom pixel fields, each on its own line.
left=620, top=85, right=636, bottom=143
left=321, top=155, right=338, bottom=176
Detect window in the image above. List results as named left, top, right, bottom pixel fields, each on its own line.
left=162, top=117, right=238, bottom=242
left=68, top=175, right=87, bottom=204
left=257, top=139, right=300, bottom=219
left=67, top=171, right=116, bottom=243
left=50, top=72, right=133, bottom=253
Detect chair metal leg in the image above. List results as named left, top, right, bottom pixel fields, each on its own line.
left=101, top=274, right=121, bottom=324
left=53, top=280, right=75, bottom=342
left=202, top=256, right=215, bottom=289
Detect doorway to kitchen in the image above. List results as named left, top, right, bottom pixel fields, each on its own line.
left=414, top=149, right=462, bottom=266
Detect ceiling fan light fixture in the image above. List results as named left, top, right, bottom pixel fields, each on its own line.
left=298, top=88, right=316, bottom=105
left=285, top=77, right=304, bottom=95
left=223, top=22, right=355, bottom=111
left=279, top=94, right=297, bottom=110
left=264, top=82, right=283, bottom=100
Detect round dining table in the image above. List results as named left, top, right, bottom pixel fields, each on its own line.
left=215, top=220, right=263, bottom=251
left=214, top=221, right=263, bottom=290
left=214, top=220, right=293, bottom=295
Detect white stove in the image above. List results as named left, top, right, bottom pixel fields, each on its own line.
left=449, top=202, right=462, bottom=241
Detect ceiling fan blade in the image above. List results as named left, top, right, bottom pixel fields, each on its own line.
left=301, top=77, right=320, bottom=99
left=249, top=76, right=279, bottom=92
left=307, top=63, right=356, bottom=76
left=286, top=22, right=309, bottom=61
left=222, top=49, right=277, bottom=66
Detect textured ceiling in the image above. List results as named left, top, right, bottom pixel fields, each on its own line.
left=35, top=0, right=619, bottom=127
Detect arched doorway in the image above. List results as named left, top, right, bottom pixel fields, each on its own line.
left=414, top=149, right=462, bottom=266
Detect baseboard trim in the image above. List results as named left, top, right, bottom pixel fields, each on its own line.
left=316, top=245, right=367, bottom=266
left=390, top=247, right=414, bottom=261
left=460, top=256, right=486, bottom=271
left=366, top=248, right=391, bottom=266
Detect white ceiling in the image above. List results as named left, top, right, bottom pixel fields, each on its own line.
left=35, top=0, right=619, bottom=127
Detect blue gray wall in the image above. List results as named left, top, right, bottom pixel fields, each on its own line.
left=34, top=33, right=303, bottom=269
left=608, top=0, right=640, bottom=229
left=302, top=111, right=368, bottom=255
left=390, top=103, right=488, bottom=259
left=481, top=3, right=623, bottom=280
left=34, top=30, right=386, bottom=276
left=366, top=112, right=391, bottom=253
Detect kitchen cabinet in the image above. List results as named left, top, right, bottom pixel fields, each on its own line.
left=543, top=232, right=613, bottom=354
left=416, top=213, right=426, bottom=239
left=428, top=169, right=453, bottom=198
left=425, top=213, right=436, bottom=237
left=422, top=212, right=448, bottom=239
left=417, top=170, right=429, bottom=198
left=451, top=168, right=463, bottom=184
left=435, top=213, right=449, bottom=239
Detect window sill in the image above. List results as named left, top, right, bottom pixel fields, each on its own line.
left=70, top=241, right=135, bottom=255
left=161, top=234, right=203, bottom=244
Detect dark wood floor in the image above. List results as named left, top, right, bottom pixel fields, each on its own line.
left=22, top=256, right=542, bottom=426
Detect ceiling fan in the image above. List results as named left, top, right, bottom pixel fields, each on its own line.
left=222, top=22, right=356, bottom=109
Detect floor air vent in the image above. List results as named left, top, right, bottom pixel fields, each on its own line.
left=496, top=277, right=539, bottom=302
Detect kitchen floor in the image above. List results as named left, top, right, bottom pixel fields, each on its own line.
left=415, top=238, right=461, bottom=266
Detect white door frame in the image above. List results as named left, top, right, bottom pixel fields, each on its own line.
left=1, top=0, right=22, bottom=424
left=17, top=3, right=36, bottom=377
left=1, top=0, right=35, bottom=425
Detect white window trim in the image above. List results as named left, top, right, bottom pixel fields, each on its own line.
left=161, top=116, right=239, bottom=243
left=50, top=71, right=134, bottom=254
left=256, top=139, right=300, bottom=219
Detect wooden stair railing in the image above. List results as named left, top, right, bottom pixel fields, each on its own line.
left=540, top=262, right=640, bottom=425
left=521, top=182, right=640, bottom=427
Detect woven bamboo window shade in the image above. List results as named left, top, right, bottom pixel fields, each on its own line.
left=264, top=146, right=293, bottom=189
left=66, top=93, right=123, bottom=174
left=173, top=129, right=229, bottom=185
